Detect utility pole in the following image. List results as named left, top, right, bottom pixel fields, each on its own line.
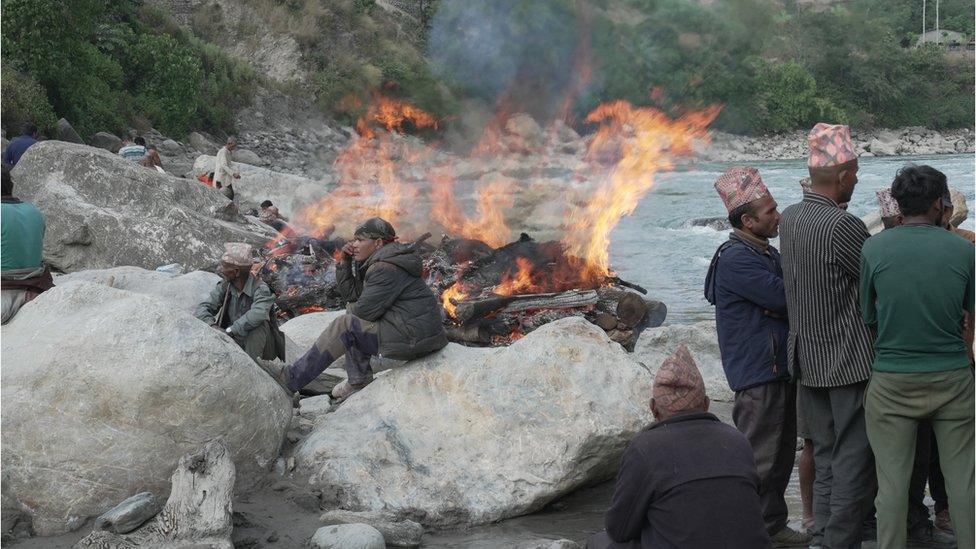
left=935, top=0, right=940, bottom=44
left=922, top=0, right=927, bottom=42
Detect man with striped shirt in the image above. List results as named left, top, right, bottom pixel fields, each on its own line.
left=779, top=123, right=876, bottom=549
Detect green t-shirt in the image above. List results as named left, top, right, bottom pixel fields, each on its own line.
left=1, top=199, right=45, bottom=271
left=860, top=224, right=975, bottom=373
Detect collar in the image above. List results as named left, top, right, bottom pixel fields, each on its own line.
left=803, top=191, right=841, bottom=209
left=230, top=275, right=258, bottom=297
left=647, top=411, right=718, bottom=431
left=731, top=228, right=770, bottom=253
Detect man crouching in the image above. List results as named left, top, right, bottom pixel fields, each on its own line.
left=273, top=217, right=448, bottom=399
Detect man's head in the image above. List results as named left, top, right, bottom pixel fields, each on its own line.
left=891, top=165, right=949, bottom=225
left=2, top=167, right=13, bottom=197
left=650, top=345, right=709, bottom=422
left=807, top=123, right=859, bottom=204
left=715, top=167, right=780, bottom=238
left=260, top=200, right=273, bottom=209
left=351, top=217, right=396, bottom=262
left=134, top=136, right=146, bottom=147
left=876, top=187, right=903, bottom=230
left=227, top=136, right=238, bottom=151
left=21, top=122, right=37, bottom=138
left=217, top=242, right=253, bottom=280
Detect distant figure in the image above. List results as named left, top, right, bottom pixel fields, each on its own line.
left=258, top=200, right=290, bottom=232
left=1, top=168, right=53, bottom=323
left=119, top=136, right=147, bottom=162
left=139, top=146, right=163, bottom=171
left=860, top=165, right=974, bottom=549
left=3, top=122, right=39, bottom=168
left=705, top=167, right=810, bottom=547
left=195, top=243, right=283, bottom=361
left=587, top=346, right=771, bottom=549
left=213, top=136, right=241, bottom=200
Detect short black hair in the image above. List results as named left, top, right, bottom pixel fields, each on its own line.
left=891, top=165, right=948, bottom=217
left=728, top=201, right=758, bottom=230
left=2, top=168, right=13, bottom=196
left=21, top=122, right=37, bottom=136
left=134, top=136, right=146, bottom=146
left=260, top=200, right=273, bottom=208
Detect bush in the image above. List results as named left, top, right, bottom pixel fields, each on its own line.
left=752, top=61, right=847, bottom=133
left=127, top=34, right=204, bottom=136
left=0, top=66, right=58, bottom=138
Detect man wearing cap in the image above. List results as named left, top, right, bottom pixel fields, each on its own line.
left=266, top=217, right=447, bottom=400
left=195, top=242, right=280, bottom=361
left=860, top=165, right=974, bottom=549
left=779, top=123, right=876, bottom=548
left=704, top=167, right=809, bottom=546
left=587, top=345, right=771, bottom=549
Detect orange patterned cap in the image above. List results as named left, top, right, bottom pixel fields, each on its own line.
left=714, top=166, right=770, bottom=212
left=807, top=123, right=857, bottom=168
left=653, top=345, right=708, bottom=416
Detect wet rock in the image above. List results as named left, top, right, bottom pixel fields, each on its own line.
left=687, top=216, right=731, bottom=231
left=11, top=141, right=273, bottom=272
left=57, top=118, right=84, bottom=144
left=56, top=266, right=220, bottom=316
left=1, top=282, right=291, bottom=535
left=319, top=510, right=423, bottom=547
left=93, top=492, right=160, bottom=534
left=294, top=317, right=654, bottom=528
left=633, top=321, right=731, bottom=402
left=310, top=523, right=386, bottom=549
left=89, top=132, right=122, bottom=153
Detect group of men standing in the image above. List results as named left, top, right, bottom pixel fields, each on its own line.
left=708, top=123, right=974, bottom=548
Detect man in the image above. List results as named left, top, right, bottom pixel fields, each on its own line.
left=587, top=345, right=771, bottom=549
left=877, top=187, right=903, bottom=230
left=1, top=168, right=53, bottom=323
left=3, top=123, right=39, bottom=168
left=796, top=177, right=816, bottom=537
left=119, top=136, right=147, bottom=162
left=139, top=146, right=163, bottom=172
left=213, top=136, right=241, bottom=199
left=779, top=123, right=876, bottom=548
left=860, top=165, right=974, bottom=549
left=942, top=187, right=975, bottom=244
left=195, top=242, right=282, bottom=361
left=263, top=218, right=447, bottom=400
left=259, top=200, right=290, bottom=232
left=704, top=167, right=809, bottom=546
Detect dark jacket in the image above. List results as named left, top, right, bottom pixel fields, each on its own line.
left=336, top=242, right=448, bottom=359
left=2, top=134, right=38, bottom=168
left=704, top=231, right=790, bottom=392
left=604, top=412, right=771, bottom=549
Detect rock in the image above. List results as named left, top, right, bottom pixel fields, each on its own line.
left=515, top=540, right=581, bottom=549
left=862, top=210, right=883, bottom=235
left=1, top=282, right=291, bottom=535
left=192, top=155, right=331, bottom=219
left=158, top=138, right=182, bottom=156
left=687, top=216, right=731, bottom=231
left=93, top=492, right=160, bottom=534
left=294, top=317, right=654, bottom=527
left=88, top=132, right=122, bottom=153
left=505, top=113, right=544, bottom=151
left=56, top=266, right=220, bottom=316
left=310, top=524, right=386, bottom=549
left=319, top=510, right=423, bottom=547
left=57, top=118, right=85, bottom=144
left=298, top=395, right=334, bottom=421
left=11, top=141, right=273, bottom=272
left=633, top=321, right=731, bottom=402
left=281, top=311, right=345, bottom=349
left=188, top=131, right=218, bottom=154
left=867, top=136, right=898, bottom=156
left=234, top=148, right=264, bottom=166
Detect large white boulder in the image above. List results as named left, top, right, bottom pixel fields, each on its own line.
left=293, top=317, right=654, bottom=527
left=0, top=282, right=292, bottom=536
left=11, top=141, right=273, bottom=273
left=56, top=266, right=220, bottom=315
left=280, top=310, right=345, bottom=350
left=633, top=321, right=732, bottom=402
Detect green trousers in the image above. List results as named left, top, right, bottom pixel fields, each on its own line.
left=866, top=368, right=975, bottom=549
left=233, top=321, right=277, bottom=362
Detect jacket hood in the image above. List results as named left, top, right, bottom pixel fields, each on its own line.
left=363, top=242, right=423, bottom=277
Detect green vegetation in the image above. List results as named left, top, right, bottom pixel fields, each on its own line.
left=0, top=0, right=255, bottom=138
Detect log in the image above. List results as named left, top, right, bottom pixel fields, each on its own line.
left=454, top=290, right=598, bottom=325
left=616, top=292, right=649, bottom=327
left=75, top=439, right=236, bottom=549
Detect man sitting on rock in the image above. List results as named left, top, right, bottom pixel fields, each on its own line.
left=258, top=200, right=291, bottom=233
left=1, top=168, right=53, bottom=324
left=263, top=217, right=448, bottom=400
left=213, top=136, right=241, bottom=200
left=195, top=242, right=282, bottom=361
left=119, top=136, right=147, bottom=162
left=705, top=167, right=809, bottom=547
left=587, top=346, right=771, bottom=549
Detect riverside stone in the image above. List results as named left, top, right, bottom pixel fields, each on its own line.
left=633, top=321, right=732, bottom=402
left=310, top=524, right=386, bottom=549
left=56, top=266, right=220, bottom=316
left=319, top=510, right=423, bottom=547
left=11, top=141, right=272, bottom=272
left=293, top=317, right=654, bottom=527
left=57, top=118, right=85, bottom=144
left=1, top=282, right=291, bottom=535
left=89, top=132, right=122, bottom=153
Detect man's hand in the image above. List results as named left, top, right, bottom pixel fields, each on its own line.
left=341, top=241, right=356, bottom=259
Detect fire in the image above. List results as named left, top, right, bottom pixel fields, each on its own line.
left=430, top=172, right=514, bottom=247
left=493, top=257, right=537, bottom=296
left=298, top=305, right=326, bottom=314
left=441, top=282, right=467, bottom=318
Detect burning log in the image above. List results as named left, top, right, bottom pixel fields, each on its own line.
left=453, top=289, right=599, bottom=325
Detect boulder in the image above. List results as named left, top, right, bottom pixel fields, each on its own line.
left=89, top=132, right=122, bottom=153
left=310, top=524, right=386, bottom=549
left=56, top=266, right=220, bottom=316
left=234, top=148, right=264, bottom=166
left=57, top=118, right=85, bottom=144
left=158, top=138, right=182, bottom=156
left=188, top=131, right=218, bottom=154
left=192, top=155, right=331, bottom=219
left=293, top=317, right=654, bottom=527
left=281, top=311, right=345, bottom=350
left=1, top=282, right=292, bottom=535
left=867, top=136, right=898, bottom=156
left=319, top=510, right=422, bottom=547
left=11, top=141, right=274, bottom=272
left=633, top=321, right=732, bottom=402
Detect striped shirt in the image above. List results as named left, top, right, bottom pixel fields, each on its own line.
left=118, top=145, right=146, bottom=161
left=779, top=192, right=874, bottom=387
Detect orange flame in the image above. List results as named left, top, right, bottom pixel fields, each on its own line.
left=430, top=172, right=513, bottom=247
left=441, top=282, right=467, bottom=318
left=493, top=257, right=537, bottom=296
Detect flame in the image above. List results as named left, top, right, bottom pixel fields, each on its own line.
left=298, top=305, right=326, bottom=314
left=493, top=257, right=537, bottom=296
left=441, top=282, right=467, bottom=319
left=430, top=172, right=514, bottom=247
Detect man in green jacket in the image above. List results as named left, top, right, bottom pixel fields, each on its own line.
left=196, top=242, right=279, bottom=361
left=1, top=168, right=53, bottom=324
left=268, top=217, right=448, bottom=400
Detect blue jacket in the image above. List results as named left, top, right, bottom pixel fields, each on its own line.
left=3, top=134, right=38, bottom=168
left=704, top=231, right=790, bottom=392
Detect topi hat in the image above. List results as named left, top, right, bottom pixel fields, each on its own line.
left=652, top=345, right=708, bottom=417
left=876, top=188, right=901, bottom=218
left=714, top=166, right=770, bottom=212
left=354, top=217, right=396, bottom=241
left=221, top=242, right=253, bottom=267
left=808, top=123, right=857, bottom=168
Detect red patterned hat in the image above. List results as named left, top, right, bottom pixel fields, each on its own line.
left=653, top=345, right=708, bottom=416
left=876, top=188, right=901, bottom=217
left=714, top=166, right=770, bottom=212
left=807, top=123, right=856, bottom=168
